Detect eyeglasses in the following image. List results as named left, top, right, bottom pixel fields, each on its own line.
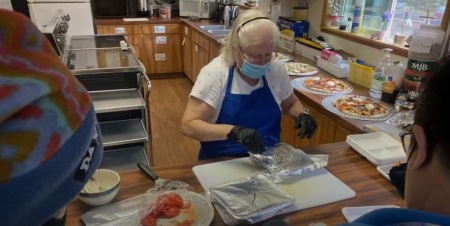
left=239, top=46, right=277, bottom=65
left=399, top=123, right=416, bottom=156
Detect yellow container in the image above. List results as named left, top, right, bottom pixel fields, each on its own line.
left=348, top=62, right=374, bottom=88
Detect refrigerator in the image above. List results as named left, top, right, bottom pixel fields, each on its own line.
left=28, top=0, right=95, bottom=36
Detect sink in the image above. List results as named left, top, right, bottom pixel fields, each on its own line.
left=199, top=25, right=228, bottom=30
left=206, top=30, right=231, bottom=36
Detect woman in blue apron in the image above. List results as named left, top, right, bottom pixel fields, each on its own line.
left=181, top=9, right=317, bottom=160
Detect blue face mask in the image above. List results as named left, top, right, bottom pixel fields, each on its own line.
left=240, top=60, right=270, bottom=79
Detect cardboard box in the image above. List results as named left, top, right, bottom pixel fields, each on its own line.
left=277, top=17, right=309, bottom=38
left=278, top=30, right=295, bottom=52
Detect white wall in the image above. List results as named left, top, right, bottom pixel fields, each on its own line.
left=0, top=0, right=12, bottom=10
left=259, top=0, right=408, bottom=66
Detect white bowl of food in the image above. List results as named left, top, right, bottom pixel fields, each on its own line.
left=79, top=169, right=120, bottom=206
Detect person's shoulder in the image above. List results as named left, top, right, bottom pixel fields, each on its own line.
left=201, top=56, right=228, bottom=73
left=340, top=208, right=450, bottom=226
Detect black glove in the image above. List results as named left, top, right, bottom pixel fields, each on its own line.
left=389, top=163, right=407, bottom=199
left=294, top=113, right=317, bottom=139
left=227, top=126, right=264, bottom=154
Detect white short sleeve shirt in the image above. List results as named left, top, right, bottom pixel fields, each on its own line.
left=190, top=56, right=294, bottom=123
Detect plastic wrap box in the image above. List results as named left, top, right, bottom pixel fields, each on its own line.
left=317, top=57, right=349, bottom=78
left=294, top=40, right=322, bottom=62
left=276, top=17, right=309, bottom=38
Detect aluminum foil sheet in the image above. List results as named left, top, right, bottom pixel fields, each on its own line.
left=209, top=174, right=294, bottom=224
left=250, top=143, right=327, bottom=182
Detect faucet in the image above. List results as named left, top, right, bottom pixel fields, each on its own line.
left=223, top=5, right=239, bottom=29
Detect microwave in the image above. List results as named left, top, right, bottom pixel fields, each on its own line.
left=179, top=0, right=218, bottom=19
left=91, top=0, right=137, bottom=18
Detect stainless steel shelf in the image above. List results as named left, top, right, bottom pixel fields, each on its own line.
left=99, top=119, right=148, bottom=147
left=91, top=89, right=145, bottom=113
left=99, top=146, right=148, bottom=171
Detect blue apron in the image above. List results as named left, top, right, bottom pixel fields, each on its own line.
left=198, top=66, right=281, bottom=160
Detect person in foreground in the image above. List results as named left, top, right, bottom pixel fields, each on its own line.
left=181, top=9, right=317, bottom=160
left=340, top=59, right=450, bottom=225
left=0, top=10, right=103, bottom=225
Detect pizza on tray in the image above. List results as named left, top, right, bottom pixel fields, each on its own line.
left=303, top=77, right=351, bottom=93
left=284, top=62, right=319, bottom=76
left=273, top=52, right=293, bottom=62
left=332, top=95, right=389, bottom=118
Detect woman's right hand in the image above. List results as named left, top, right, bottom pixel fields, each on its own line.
left=227, top=126, right=264, bottom=154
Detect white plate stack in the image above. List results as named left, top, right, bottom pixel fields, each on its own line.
left=346, top=132, right=407, bottom=166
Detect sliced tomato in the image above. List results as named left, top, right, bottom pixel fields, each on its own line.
left=161, top=205, right=181, bottom=218
left=140, top=213, right=157, bottom=226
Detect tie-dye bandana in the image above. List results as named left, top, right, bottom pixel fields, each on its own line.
left=0, top=9, right=91, bottom=183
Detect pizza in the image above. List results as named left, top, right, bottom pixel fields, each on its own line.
left=274, top=52, right=292, bottom=62
left=284, top=62, right=319, bottom=76
left=332, top=95, right=389, bottom=118
left=303, top=77, right=351, bottom=93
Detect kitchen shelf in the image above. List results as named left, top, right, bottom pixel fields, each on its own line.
left=99, top=119, right=148, bottom=147
left=99, top=146, right=148, bottom=171
left=91, top=89, right=145, bottom=113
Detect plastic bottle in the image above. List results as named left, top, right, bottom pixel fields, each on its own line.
left=381, top=61, right=405, bottom=103
left=370, top=48, right=392, bottom=99
left=351, top=0, right=365, bottom=33
left=345, top=17, right=352, bottom=32
left=403, top=24, right=445, bottom=93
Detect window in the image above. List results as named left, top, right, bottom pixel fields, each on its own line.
left=322, top=0, right=449, bottom=56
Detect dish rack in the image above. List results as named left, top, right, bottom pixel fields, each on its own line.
left=65, top=35, right=151, bottom=171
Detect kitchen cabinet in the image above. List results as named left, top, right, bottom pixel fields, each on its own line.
left=182, top=25, right=221, bottom=83
left=182, top=24, right=194, bottom=81
left=96, top=23, right=182, bottom=75
left=142, top=24, right=182, bottom=75
left=209, top=41, right=221, bottom=61
left=280, top=101, right=351, bottom=148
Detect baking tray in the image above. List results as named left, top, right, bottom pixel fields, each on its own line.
left=346, top=132, right=407, bottom=166
left=209, top=174, right=294, bottom=224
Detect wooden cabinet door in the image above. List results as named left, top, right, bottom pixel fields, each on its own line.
left=96, top=25, right=141, bottom=35
left=143, top=34, right=182, bottom=75
left=142, top=36, right=157, bottom=74
left=209, top=41, right=221, bottom=61
left=183, top=36, right=194, bottom=82
left=280, top=102, right=350, bottom=148
left=192, top=44, right=209, bottom=82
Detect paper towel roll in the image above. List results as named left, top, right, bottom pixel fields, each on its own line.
left=120, top=40, right=127, bottom=51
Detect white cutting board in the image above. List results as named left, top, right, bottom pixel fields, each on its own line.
left=193, top=157, right=356, bottom=223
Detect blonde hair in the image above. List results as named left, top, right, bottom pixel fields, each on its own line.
left=220, top=9, right=280, bottom=66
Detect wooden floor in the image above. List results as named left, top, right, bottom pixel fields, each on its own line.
left=148, top=77, right=200, bottom=166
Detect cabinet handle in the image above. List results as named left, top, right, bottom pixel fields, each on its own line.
left=195, top=44, right=198, bottom=52
left=182, top=37, right=185, bottom=46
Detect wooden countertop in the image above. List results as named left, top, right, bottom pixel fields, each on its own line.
left=94, top=17, right=386, bottom=134
left=66, top=142, right=404, bottom=226
left=284, top=52, right=382, bottom=134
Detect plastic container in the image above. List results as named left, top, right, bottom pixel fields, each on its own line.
left=348, top=62, right=374, bottom=88
left=409, top=24, right=445, bottom=60
left=293, top=0, right=308, bottom=21
left=317, top=57, right=349, bottom=78
left=381, top=61, right=405, bottom=104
